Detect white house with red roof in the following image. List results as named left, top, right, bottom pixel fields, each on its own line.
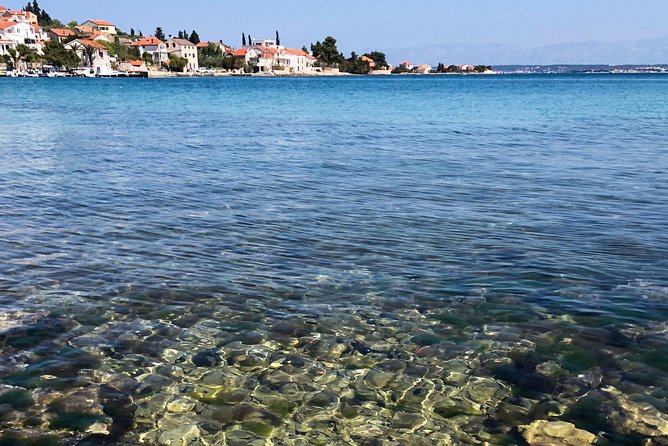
left=0, top=20, right=42, bottom=50
left=416, top=64, right=432, bottom=74
left=132, top=35, right=163, bottom=60
left=65, top=38, right=113, bottom=76
left=232, top=38, right=316, bottom=73
left=80, top=20, right=117, bottom=35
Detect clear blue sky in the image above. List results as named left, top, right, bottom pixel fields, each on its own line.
left=7, top=0, right=668, bottom=53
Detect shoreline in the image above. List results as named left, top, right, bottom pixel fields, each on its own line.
left=2, top=70, right=668, bottom=78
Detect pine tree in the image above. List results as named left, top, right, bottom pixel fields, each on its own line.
left=242, top=33, right=246, bottom=46
left=155, top=27, right=165, bottom=41
left=178, top=31, right=183, bottom=39
left=189, top=30, right=200, bottom=45
left=39, top=9, right=51, bottom=26
left=276, top=31, right=280, bottom=46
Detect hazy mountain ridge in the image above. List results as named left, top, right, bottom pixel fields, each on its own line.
left=384, top=35, right=668, bottom=66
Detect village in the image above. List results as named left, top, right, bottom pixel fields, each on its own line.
left=0, top=3, right=494, bottom=77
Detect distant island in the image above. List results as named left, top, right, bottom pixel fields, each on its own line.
left=495, top=64, right=668, bottom=74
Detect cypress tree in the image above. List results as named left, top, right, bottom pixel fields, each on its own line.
left=276, top=30, right=280, bottom=46
left=189, top=30, right=200, bottom=45
left=242, top=33, right=246, bottom=46
left=248, top=34, right=252, bottom=45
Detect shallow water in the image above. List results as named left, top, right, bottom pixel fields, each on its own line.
left=0, top=75, right=667, bottom=445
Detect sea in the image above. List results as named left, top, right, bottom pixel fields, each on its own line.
left=0, top=75, right=667, bottom=445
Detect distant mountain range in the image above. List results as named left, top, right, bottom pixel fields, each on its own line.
left=383, top=35, right=668, bottom=66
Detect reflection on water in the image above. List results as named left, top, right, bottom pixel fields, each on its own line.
left=0, top=76, right=667, bottom=445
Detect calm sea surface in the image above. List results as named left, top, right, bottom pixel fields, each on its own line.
left=0, top=75, right=667, bottom=445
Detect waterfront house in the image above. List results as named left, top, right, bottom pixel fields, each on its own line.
left=162, top=37, right=198, bottom=72
left=416, top=64, right=432, bottom=74
left=399, top=61, right=414, bottom=70
left=65, top=38, right=113, bottom=76
left=132, top=35, right=162, bottom=60
left=48, top=27, right=75, bottom=43
left=118, top=59, right=148, bottom=73
left=278, top=48, right=316, bottom=73
left=233, top=38, right=315, bottom=73
left=80, top=20, right=117, bottom=35
left=361, top=55, right=376, bottom=69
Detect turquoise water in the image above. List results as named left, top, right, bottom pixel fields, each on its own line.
left=0, top=75, right=667, bottom=445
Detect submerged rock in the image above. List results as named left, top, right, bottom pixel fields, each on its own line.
left=157, top=424, right=201, bottom=446
left=519, top=420, right=597, bottom=446
left=603, top=389, right=668, bottom=437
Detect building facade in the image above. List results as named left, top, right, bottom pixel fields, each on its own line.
left=233, top=38, right=316, bottom=73
left=65, top=38, right=113, bottom=76
left=80, top=20, right=117, bottom=35
left=162, top=37, right=198, bottom=72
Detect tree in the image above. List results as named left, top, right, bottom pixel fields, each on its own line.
left=276, top=30, right=280, bottom=46
left=198, top=42, right=223, bottom=67
left=167, top=54, right=187, bottom=72
left=42, top=40, right=80, bottom=70
left=301, top=46, right=309, bottom=54
left=248, top=34, right=252, bottom=44
left=189, top=30, right=200, bottom=45
left=139, top=30, right=143, bottom=37
left=222, top=56, right=243, bottom=71
left=310, top=36, right=343, bottom=67
left=73, top=42, right=98, bottom=68
left=177, top=31, right=184, bottom=39
left=130, top=28, right=135, bottom=36
left=39, top=8, right=52, bottom=26
left=242, top=33, right=246, bottom=46
left=340, top=51, right=371, bottom=75
left=67, top=20, right=77, bottom=28
left=155, top=27, right=165, bottom=41
left=25, top=0, right=52, bottom=26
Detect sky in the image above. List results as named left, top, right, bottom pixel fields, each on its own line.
left=5, top=0, right=668, bottom=62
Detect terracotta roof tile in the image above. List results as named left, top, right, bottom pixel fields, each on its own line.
left=132, top=36, right=162, bottom=46
left=87, top=19, right=114, bottom=26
